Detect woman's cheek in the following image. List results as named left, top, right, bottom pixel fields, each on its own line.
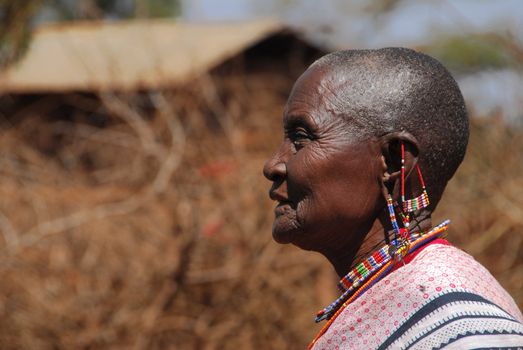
left=295, top=197, right=310, bottom=227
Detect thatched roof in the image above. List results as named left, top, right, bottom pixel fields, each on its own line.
left=0, top=18, right=296, bottom=93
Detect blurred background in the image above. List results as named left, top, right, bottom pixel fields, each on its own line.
left=0, top=0, right=522, bottom=349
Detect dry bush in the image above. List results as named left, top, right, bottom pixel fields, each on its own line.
left=0, top=70, right=521, bottom=350
left=0, top=72, right=335, bottom=350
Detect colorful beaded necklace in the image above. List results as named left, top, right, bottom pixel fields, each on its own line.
left=314, top=219, right=450, bottom=323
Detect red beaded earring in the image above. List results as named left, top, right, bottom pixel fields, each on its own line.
left=400, top=142, right=430, bottom=230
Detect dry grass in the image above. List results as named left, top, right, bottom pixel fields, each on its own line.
left=0, top=70, right=521, bottom=349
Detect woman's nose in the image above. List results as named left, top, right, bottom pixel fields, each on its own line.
left=263, top=156, right=287, bottom=182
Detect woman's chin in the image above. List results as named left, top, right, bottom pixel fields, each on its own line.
left=272, top=217, right=318, bottom=251
left=272, top=216, right=300, bottom=244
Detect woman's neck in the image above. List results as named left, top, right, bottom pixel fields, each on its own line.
left=327, top=209, right=432, bottom=278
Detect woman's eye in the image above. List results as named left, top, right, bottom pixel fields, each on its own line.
left=290, top=128, right=312, bottom=149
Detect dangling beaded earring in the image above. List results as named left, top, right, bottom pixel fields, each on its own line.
left=400, top=142, right=430, bottom=227
left=386, top=194, right=409, bottom=261
left=386, top=141, right=431, bottom=261
left=386, top=194, right=401, bottom=239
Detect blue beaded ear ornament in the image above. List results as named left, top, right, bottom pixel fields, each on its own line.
left=385, top=194, right=409, bottom=262
left=386, top=194, right=401, bottom=238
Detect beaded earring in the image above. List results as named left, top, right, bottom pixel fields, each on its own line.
left=384, top=141, right=430, bottom=261
left=386, top=195, right=400, bottom=233
left=385, top=194, right=409, bottom=261
left=400, top=142, right=430, bottom=230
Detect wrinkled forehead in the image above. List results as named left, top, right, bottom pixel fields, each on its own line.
left=284, top=65, right=347, bottom=120
left=287, top=64, right=346, bottom=101
left=286, top=59, right=419, bottom=123
left=282, top=65, right=374, bottom=139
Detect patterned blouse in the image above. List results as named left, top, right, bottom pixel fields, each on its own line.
left=310, top=242, right=523, bottom=349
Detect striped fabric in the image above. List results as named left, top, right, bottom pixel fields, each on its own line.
left=378, top=291, right=523, bottom=349
left=310, top=244, right=523, bottom=350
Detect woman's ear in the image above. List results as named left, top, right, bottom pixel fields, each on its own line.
left=379, top=132, right=420, bottom=197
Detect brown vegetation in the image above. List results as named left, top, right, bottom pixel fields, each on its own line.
left=0, top=69, right=521, bottom=349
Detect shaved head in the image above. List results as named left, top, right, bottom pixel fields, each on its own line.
left=307, top=47, right=469, bottom=209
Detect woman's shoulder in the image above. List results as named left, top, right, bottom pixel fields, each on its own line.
left=311, top=242, right=523, bottom=350
left=406, top=242, right=523, bottom=321
left=371, top=243, right=523, bottom=349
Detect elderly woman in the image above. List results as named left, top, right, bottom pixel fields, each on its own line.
left=263, top=48, right=523, bottom=349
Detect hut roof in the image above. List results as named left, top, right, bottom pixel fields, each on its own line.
left=0, top=18, right=307, bottom=93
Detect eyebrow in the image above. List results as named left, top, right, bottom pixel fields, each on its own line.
left=283, top=113, right=317, bottom=129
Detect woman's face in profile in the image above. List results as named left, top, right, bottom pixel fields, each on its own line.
left=263, top=66, right=384, bottom=252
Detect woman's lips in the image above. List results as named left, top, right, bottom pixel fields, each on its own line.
left=275, top=201, right=293, bottom=216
